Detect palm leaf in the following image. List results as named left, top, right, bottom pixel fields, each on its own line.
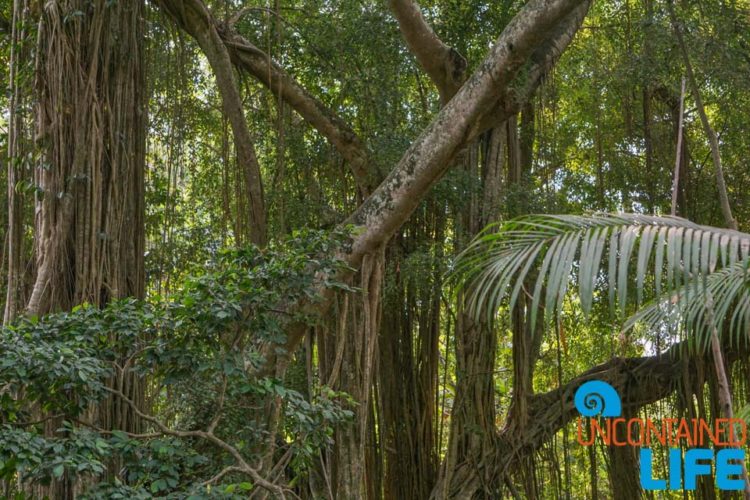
left=452, top=213, right=750, bottom=348
left=623, top=259, right=750, bottom=351
left=737, top=403, right=750, bottom=424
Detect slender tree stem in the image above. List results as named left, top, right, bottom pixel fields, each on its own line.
left=670, top=77, right=686, bottom=217
left=705, top=292, right=750, bottom=498
left=668, top=0, right=736, bottom=230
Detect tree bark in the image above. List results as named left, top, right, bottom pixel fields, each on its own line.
left=320, top=251, right=385, bottom=499
left=29, top=0, right=146, bottom=315
left=607, top=406, right=642, bottom=499
left=434, top=125, right=507, bottom=499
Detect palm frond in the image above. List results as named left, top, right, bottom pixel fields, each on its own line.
left=738, top=403, right=750, bottom=424
left=624, top=258, right=750, bottom=351
left=452, top=213, right=750, bottom=347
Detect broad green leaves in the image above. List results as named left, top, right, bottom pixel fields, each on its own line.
left=0, top=229, right=355, bottom=496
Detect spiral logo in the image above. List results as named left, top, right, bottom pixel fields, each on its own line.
left=574, top=380, right=622, bottom=417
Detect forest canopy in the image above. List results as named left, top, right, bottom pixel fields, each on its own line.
left=1, top=0, right=750, bottom=498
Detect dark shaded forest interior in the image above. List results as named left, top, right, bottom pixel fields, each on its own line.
left=1, top=0, right=750, bottom=498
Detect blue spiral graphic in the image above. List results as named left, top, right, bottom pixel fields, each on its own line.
left=574, top=380, right=622, bottom=417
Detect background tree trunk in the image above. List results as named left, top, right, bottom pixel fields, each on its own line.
left=435, top=125, right=508, bottom=499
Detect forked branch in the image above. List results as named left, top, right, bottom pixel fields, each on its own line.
left=389, top=0, right=467, bottom=102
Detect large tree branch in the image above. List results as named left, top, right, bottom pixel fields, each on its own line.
left=388, top=0, right=467, bottom=102
left=470, top=1, right=591, bottom=142
left=498, top=338, right=749, bottom=473
left=345, top=0, right=589, bottom=265
left=219, top=30, right=376, bottom=196
left=156, top=0, right=268, bottom=246
left=164, top=0, right=375, bottom=196
left=260, top=0, right=591, bottom=368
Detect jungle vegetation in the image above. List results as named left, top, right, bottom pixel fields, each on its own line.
left=1, top=0, right=750, bottom=498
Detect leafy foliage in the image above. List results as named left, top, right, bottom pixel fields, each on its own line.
left=0, top=229, right=354, bottom=495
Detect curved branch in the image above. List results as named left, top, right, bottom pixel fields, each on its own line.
left=220, top=32, right=376, bottom=195
left=156, top=0, right=268, bottom=246
left=157, top=0, right=375, bottom=196
left=499, top=338, right=749, bottom=471
left=104, top=386, right=293, bottom=497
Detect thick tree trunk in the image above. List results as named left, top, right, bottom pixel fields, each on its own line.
left=27, top=1, right=147, bottom=496
left=29, top=0, right=146, bottom=314
left=434, top=127, right=506, bottom=499
left=264, top=5, right=592, bottom=494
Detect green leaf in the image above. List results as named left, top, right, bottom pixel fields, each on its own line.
left=53, top=464, right=64, bottom=478
left=151, top=479, right=167, bottom=493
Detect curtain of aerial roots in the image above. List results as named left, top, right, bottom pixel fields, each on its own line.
left=3, top=3, right=32, bottom=496
left=3, top=0, right=31, bottom=325
left=317, top=249, right=384, bottom=499
left=29, top=0, right=146, bottom=496
left=433, top=124, right=509, bottom=499
left=375, top=213, right=444, bottom=499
